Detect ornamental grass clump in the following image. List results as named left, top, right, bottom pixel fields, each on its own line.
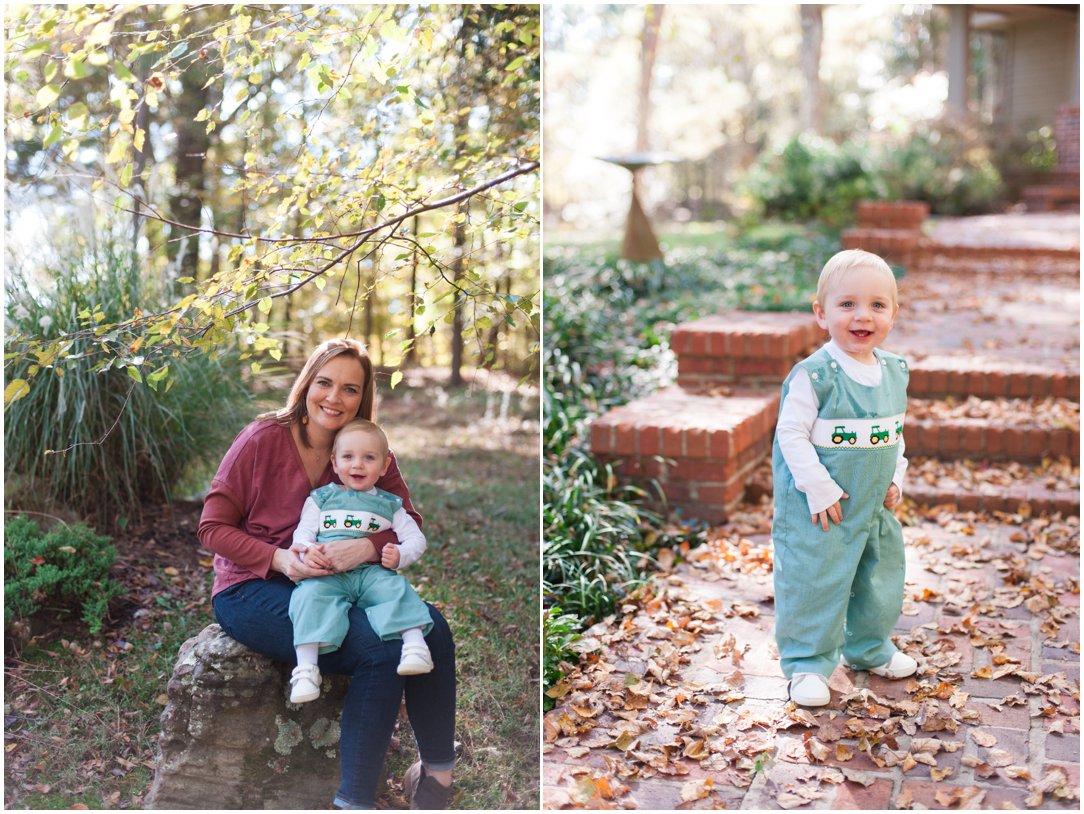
left=4, top=238, right=252, bottom=527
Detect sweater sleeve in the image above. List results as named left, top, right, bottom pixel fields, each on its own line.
left=368, top=451, right=423, bottom=556
left=199, top=484, right=279, bottom=579
left=776, top=368, right=846, bottom=516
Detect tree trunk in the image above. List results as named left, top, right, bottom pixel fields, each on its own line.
left=404, top=215, right=420, bottom=366
left=449, top=207, right=466, bottom=388
left=799, top=5, right=823, bottom=135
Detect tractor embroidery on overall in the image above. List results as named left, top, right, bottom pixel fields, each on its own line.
left=831, top=425, right=857, bottom=445
left=894, top=419, right=903, bottom=440
left=343, top=514, right=360, bottom=529
left=322, top=516, right=337, bottom=529
left=870, top=424, right=890, bottom=445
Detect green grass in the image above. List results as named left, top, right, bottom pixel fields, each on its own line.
left=378, top=380, right=539, bottom=809
left=543, top=218, right=833, bottom=253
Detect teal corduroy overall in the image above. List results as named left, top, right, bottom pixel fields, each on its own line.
left=289, top=485, right=433, bottom=652
left=771, top=346, right=909, bottom=679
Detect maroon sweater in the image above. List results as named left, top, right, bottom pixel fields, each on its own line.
left=199, top=420, right=421, bottom=597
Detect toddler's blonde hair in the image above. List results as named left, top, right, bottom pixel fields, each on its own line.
left=816, top=249, right=897, bottom=309
left=334, top=418, right=389, bottom=459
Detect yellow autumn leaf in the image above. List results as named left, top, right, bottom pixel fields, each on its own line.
left=105, top=135, right=128, bottom=164
left=5, top=379, right=31, bottom=405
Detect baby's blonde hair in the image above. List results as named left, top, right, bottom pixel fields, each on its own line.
left=334, top=418, right=389, bottom=459
left=816, top=249, right=897, bottom=309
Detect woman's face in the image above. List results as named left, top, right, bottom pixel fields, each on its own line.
left=304, top=354, right=367, bottom=437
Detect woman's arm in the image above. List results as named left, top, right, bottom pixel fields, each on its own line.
left=200, top=484, right=333, bottom=582
left=199, top=487, right=279, bottom=578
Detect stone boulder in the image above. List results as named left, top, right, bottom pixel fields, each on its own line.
left=147, top=624, right=349, bottom=809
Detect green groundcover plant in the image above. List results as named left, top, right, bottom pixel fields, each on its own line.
left=4, top=514, right=123, bottom=635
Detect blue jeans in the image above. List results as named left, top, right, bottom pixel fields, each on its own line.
left=213, top=575, right=456, bottom=808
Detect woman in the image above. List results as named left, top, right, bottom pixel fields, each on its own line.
left=199, top=338, right=456, bottom=810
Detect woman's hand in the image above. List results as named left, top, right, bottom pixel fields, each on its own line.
left=322, top=536, right=378, bottom=573
left=273, top=544, right=331, bottom=580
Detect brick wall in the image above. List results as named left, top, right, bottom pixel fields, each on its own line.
left=1055, top=104, right=1080, bottom=172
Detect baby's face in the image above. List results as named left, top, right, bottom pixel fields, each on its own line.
left=813, top=266, right=898, bottom=363
left=331, top=429, right=390, bottom=492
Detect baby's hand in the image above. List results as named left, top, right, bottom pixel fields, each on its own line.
left=812, top=492, right=849, bottom=532
left=883, top=483, right=901, bottom=510
left=294, top=541, right=332, bottom=571
left=381, top=544, right=401, bottom=570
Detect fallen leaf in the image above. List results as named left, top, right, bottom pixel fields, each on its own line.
left=970, top=729, right=997, bottom=747
left=776, top=787, right=824, bottom=809
left=679, top=778, right=713, bottom=803
left=930, top=766, right=954, bottom=781
left=935, top=787, right=986, bottom=808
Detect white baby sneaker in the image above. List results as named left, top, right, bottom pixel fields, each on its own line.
left=846, top=650, right=918, bottom=679
left=289, top=664, right=322, bottom=703
left=398, top=642, right=434, bottom=676
left=788, top=672, right=830, bottom=706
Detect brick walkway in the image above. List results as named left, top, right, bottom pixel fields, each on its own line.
left=543, top=506, right=1079, bottom=810
left=546, top=213, right=1080, bottom=809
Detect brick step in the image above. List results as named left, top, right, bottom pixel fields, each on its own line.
left=671, top=312, right=826, bottom=389
left=1023, top=184, right=1080, bottom=213
left=671, top=312, right=1079, bottom=402
left=905, top=396, right=1080, bottom=463
left=908, top=355, right=1079, bottom=402
left=916, top=244, right=1079, bottom=274
left=745, top=456, right=1078, bottom=518
left=589, top=387, right=778, bottom=523
left=922, top=242, right=1080, bottom=261
left=904, top=458, right=1079, bottom=516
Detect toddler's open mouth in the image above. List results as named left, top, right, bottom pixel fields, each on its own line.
left=851, top=330, right=872, bottom=337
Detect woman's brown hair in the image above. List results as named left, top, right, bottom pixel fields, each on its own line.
left=258, top=338, right=375, bottom=448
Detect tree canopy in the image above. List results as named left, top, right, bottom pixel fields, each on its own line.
left=5, top=3, right=540, bottom=405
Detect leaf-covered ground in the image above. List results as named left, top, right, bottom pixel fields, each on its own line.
left=543, top=498, right=1080, bottom=810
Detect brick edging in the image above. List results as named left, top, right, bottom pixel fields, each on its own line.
left=905, top=419, right=1081, bottom=462
left=905, top=483, right=1079, bottom=516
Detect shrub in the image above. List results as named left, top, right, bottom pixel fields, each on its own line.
left=742, top=134, right=882, bottom=228
left=4, top=514, right=123, bottom=635
left=878, top=119, right=1003, bottom=215
left=743, top=120, right=1003, bottom=223
left=4, top=239, right=253, bottom=526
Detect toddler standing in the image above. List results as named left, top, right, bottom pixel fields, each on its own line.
left=772, top=249, right=917, bottom=707
left=288, top=418, right=435, bottom=704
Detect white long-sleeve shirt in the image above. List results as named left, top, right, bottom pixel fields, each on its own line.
left=776, top=340, right=908, bottom=516
left=292, top=489, right=427, bottom=569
